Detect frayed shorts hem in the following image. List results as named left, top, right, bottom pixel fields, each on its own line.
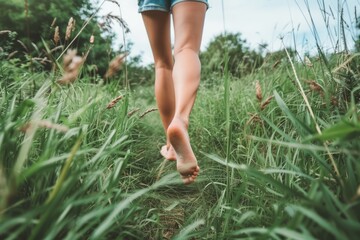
left=138, top=6, right=169, bottom=13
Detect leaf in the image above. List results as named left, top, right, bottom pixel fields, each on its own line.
left=274, top=90, right=314, bottom=136
left=172, top=219, right=205, bottom=240
left=287, top=205, right=348, bottom=239
left=91, top=173, right=178, bottom=239
left=309, top=120, right=360, bottom=142
left=272, top=227, right=317, bottom=240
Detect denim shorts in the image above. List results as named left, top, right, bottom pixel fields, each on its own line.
left=138, top=0, right=209, bottom=13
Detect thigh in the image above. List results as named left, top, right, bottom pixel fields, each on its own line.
left=141, top=11, right=173, bottom=68
left=172, top=1, right=207, bottom=55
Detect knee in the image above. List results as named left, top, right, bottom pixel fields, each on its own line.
left=173, top=46, right=199, bottom=58
left=154, top=59, right=173, bottom=71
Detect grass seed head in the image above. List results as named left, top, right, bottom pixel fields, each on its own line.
left=127, top=108, right=140, bottom=117
left=104, top=54, right=127, bottom=78
left=58, top=49, right=83, bottom=85
left=90, top=35, right=94, bottom=44
left=65, top=17, right=75, bottom=41
left=106, top=95, right=123, bottom=109
left=305, top=80, right=323, bottom=93
left=54, top=26, right=60, bottom=45
left=246, top=113, right=263, bottom=126
left=140, top=108, right=158, bottom=118
left=256, top=80, right=263, bottom=102
left=63, top=49, right=77, bottom=67
left=51, top=18, right=57, bottom=28
left=260, top=95, right=274, bottom=110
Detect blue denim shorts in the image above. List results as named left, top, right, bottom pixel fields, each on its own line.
left=138, top=0, right=209, bottom=13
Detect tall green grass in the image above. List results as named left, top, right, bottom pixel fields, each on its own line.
left=1, top=0, right=360, bottom=239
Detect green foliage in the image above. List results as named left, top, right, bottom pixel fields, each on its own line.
left=0, top=59, right=177, bottom=239
left=200, top=32, right=264, bottom=80
left=189, top=50, right=360, bottom=239
left=0, top=0, right=116, bottom=74
left=1, top=42, right=360, bottom=239
left=124, top=54, right=155, bottom=87
left=1, top=0, right=360, bottom=239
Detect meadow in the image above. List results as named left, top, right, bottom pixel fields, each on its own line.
left=0, top=0, right=360, bottom=239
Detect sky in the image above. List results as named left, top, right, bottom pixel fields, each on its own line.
left=100, top=0, right=359, bottom=64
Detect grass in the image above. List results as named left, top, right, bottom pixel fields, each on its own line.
left=1, top=0, right=360, bottom=239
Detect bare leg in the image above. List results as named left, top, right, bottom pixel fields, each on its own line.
left=168, top=2, right=206, bottom=184
left=141, top=11, right=176, bottom=161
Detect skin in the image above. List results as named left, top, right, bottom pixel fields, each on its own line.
left=141, top=2, right=206, bottom=184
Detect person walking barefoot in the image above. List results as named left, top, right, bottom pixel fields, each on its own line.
left=138, top=0, right=208, bottom=184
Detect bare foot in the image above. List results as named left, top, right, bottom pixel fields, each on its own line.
left=168, top=117, right=199, bottom=184
left=160, top=145, right=176, bottom=161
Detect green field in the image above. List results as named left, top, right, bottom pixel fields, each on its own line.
left=1, top=0, right=360, bottom=239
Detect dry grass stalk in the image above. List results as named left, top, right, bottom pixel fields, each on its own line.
left=50, top=45, right=63, bottom=54
left=127, top=108, right=140, bottom=117
left=65, top=17, right=75, bottom=41
left=104, top=54, right=127, bottom=78
left=139, top=108, right=158, bottom=118
left=17, top=40, right=28, bottom=52
left=7, top=51, right=18, bottom=59
left=272, top=60, right=281, bottom=69
left=256, top=80, right=263, bottom=102
left=32, top=57, right=51, bottom=65
left=102, top=13, right=130, bottom=34
left=106, top=0, right=121, bottom=8
left=57, top=49, right=83, bottom=85
left=54, top=26, right=60, bottom=46
left=332, top=53, right=360, bottom=74
left=260, top=95, right=274, bottom=110
left=0, top=30, right=11, bottom=35
left=106, top=95, right=123, bottom=109
left=20, top=120, right=69, bottom=133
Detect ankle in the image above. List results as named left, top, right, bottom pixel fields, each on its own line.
left=171, top=115, right=189, bottom=129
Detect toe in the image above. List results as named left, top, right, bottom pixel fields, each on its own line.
left=160, top=145, right=167, bottom=158
left=182, top=176, right=195, bottom=185
left=160, top=145, right=176, bottom=161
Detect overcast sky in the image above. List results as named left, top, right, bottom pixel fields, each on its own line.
left=100, top=0, right=359, bottom=64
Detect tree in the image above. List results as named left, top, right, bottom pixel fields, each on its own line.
left=0, top=0, right=119, bottom=74
left=200, top=32, right=263, bottom=79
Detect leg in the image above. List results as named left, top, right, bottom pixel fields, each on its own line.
left=141, top=11, right=176, bottom=160
left=168, top=2, right=206, bottom=184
